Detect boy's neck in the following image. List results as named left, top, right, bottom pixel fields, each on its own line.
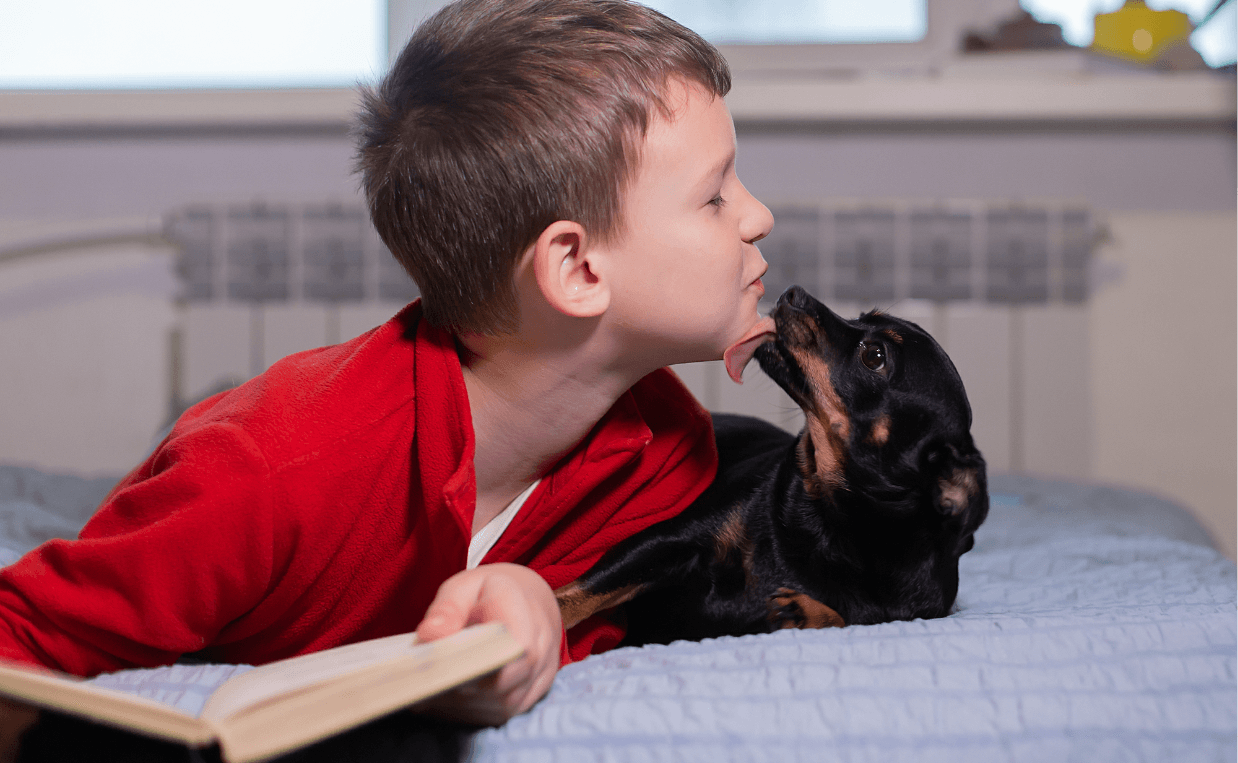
left=457, top=324, right=651, bottom=536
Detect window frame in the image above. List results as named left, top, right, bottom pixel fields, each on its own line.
left=388, top=0, right=968, bottom=74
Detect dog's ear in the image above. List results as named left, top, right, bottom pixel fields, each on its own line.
left=923, top=441, right=986, bottom=517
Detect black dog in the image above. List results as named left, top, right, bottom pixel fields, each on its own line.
left=556, top=286, right=989, bottom=645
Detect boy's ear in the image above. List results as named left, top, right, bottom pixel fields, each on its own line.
left=531, top=220, right=609, bottom=319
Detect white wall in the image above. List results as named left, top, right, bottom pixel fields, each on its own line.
left=1090, top=211, right=1236, bottom=558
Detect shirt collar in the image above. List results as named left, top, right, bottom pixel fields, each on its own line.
left=408, top=304, right=476, bottom=539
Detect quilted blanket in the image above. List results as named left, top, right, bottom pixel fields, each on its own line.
left=2, top=466, right=1234, bottom=762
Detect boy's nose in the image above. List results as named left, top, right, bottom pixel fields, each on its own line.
left=741, top=185, right=775, bottom=245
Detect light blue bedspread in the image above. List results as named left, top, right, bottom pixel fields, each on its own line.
left=462, top=475, right=1236, bottom=762
left=3, top=466, right=1234, bottom=761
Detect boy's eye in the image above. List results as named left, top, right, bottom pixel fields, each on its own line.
left=707, top=195, right=725, bottom=208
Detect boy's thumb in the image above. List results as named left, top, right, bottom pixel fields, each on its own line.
left=416, top=574, right=482, bottom=642
left=416, top=603, right=466, bottom=642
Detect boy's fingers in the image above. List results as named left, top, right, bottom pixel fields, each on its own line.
left=414, top=667, right=533, bottom=726
left=410, top=564, right=561, bottom=724
left=419, top=564, right=559, bottom=646
left=469, top=573, right=559, bottom=714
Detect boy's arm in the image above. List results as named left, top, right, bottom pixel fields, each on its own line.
left=412, top=564, right=561, bottom=725
left=0, top=422, right=274, bottom=675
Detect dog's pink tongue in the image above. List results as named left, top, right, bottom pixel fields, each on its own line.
left=723, top=315, right=777, bottom=384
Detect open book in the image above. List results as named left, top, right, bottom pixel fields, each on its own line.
left=0, top=623, right=521, bottom=763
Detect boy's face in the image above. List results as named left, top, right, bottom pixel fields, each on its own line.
left=600, top=80, right=774, bottom=367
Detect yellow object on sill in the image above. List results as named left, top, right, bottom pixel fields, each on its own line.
left=1092, top=0, right=1193, bottom=62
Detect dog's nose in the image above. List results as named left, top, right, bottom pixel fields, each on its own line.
left=777, top=285, right=810, bottom=308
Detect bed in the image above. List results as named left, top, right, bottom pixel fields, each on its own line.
left=2, top=462, right=1233, bottom=762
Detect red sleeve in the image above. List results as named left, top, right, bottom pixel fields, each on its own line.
left=564, top=615, right=626, bottom=665
left=0, top=423, right=276, bottom=676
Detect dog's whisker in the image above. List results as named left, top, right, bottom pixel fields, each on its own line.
left=880, top=298, right=905, bottom=315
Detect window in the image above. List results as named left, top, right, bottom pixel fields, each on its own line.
left=642, top=0, right=927, bottom=45
left=0, top=0, right=386, bottom=89
left=387, top=0, right=948, bottom=74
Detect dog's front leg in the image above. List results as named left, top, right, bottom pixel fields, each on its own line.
left=555, top=530, right=704, bottom=629
left=554, top=581, right=645, bottom=630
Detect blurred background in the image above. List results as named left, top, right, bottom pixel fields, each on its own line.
left=0, top=0, right=1234, bottom=556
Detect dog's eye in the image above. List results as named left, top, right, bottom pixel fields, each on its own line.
left=859, top=342, right=886, bottom=372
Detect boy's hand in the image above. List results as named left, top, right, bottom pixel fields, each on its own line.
left=413, top=563, right=561, bottom=726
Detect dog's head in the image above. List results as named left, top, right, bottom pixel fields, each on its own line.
left=755, top=286, right=988, bottom=617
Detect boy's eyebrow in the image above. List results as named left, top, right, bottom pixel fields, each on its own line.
left=698, top=149, right=736, bottom=190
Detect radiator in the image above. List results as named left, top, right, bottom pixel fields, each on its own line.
left=165, top=200, right=1100, bottom=478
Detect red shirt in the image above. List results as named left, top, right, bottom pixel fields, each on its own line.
left=0, top=303, right=716, bottom=676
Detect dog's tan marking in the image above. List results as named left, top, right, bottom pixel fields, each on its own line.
left=786, top=342, right=851, bottom=496
left=767, top=587, right=845, bottom=629
left=779, top=309, right=819, bottom=348
left=792, top=349, right=851, bottom=442
left=881, top=329, right=904, bottom=344
left=713, top=506, right=749, bottom=562
left=712, top=505, right=756, bottom=590
left=868, top=414, right=891, bottom=446
left=554, top=582, right=644, bottom=630
left=795, top=433, right=822, bottom=498
left=938, top=467, right=979, bottom=516
left=797, top=419, right=848, bottom=497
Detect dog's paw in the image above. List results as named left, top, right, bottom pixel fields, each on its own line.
left=766, top=587, right=845, bottom=630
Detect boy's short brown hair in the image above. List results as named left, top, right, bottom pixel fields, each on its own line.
left=355, top=0, right=731, bottom=335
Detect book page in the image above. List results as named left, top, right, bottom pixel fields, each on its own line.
left=213, top=623, right=522, bottom=763
left=200, top=631, right=421, bottom=722
left=0, top=663, right=215, bottom=746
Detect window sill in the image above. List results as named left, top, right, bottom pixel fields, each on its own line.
left=728, top=70, right=1235, bottom=126
left=0, top=67, right=1231, bottom=134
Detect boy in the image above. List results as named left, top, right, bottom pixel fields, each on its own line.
left=0, top=0, right=776, bottom=742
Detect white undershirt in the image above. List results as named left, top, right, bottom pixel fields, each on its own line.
left=466, top=479, right=541, bottom=570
